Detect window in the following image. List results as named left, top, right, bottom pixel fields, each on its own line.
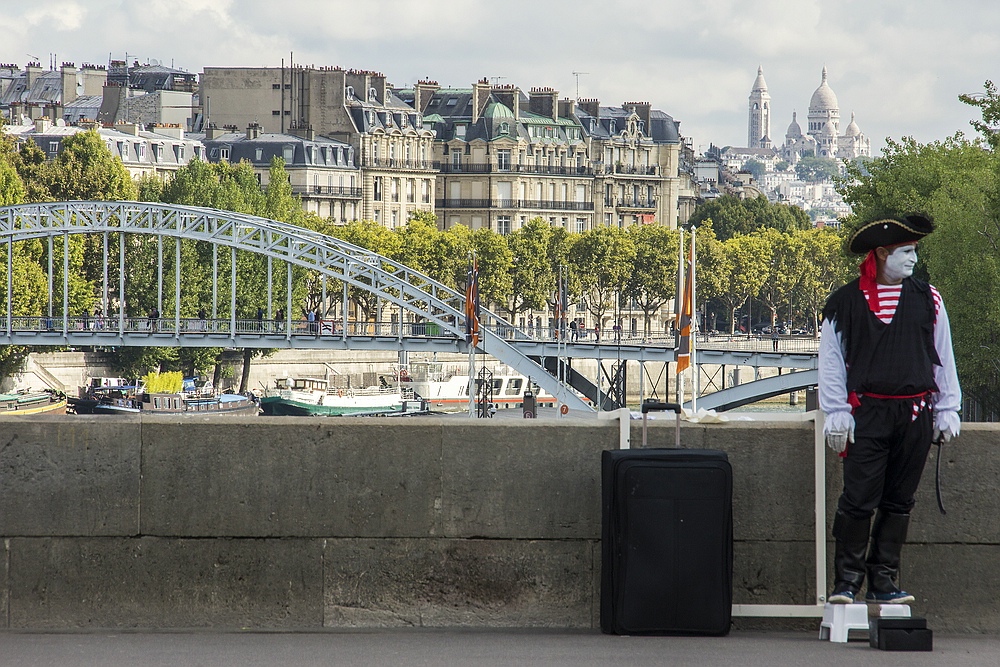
left=220, top=147, right=230, bottom=161
left=373, top=176, right=383, bottom=201
left=272, top=83, right=281, bottom=90
left=48, top=141, right=58, bottom=152
left=391, top=178, right=399, bottom=202
left=451, top=151, right=461, bottom=168
left=391, top=209, right=399, bottom=226
left=272, top=110, right=281, bottom=116
left=346, top=85, right=354, bottom=98
left=175, top=145, right=185, bottom=160
left=421, top=180, right=429, bottom=203
left=505, top=378, right=522, bottom=395
left=369, top=87, right=378, bottom=102
left=455, top=125, right=466, bottom=140
left=576, top=217, right=586, bottom=233
left=499, top=121, right=510, bottom=134
left=446, top=97, right=458, bottom=106
left=120, top=142, right=129, bottom=159
left=254, top=148, right=263, bottom=161
left=406, top=179, right=414, bottom=203
left=283, top=145, right=294, bottom=162
left=498, top=215, right=512, bottom=235
left=497, top=149, right=511, bottom=171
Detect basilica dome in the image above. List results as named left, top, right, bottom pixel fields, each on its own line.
left=809, top=66, right=839, bottom=113
left=786, top=112, right=802, bottom=139
left=845, top=112, right=861, bottom=137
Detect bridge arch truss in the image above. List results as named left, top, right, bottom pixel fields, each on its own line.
left=0, top=201, right=591, bottom=410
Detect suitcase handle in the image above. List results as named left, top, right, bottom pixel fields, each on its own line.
left=640, top=400, right=682, bottom=448
left=640, top=401, right=681, bottom=414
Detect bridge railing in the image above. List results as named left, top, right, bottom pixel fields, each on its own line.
left=0, top=316, right=821, bottom=354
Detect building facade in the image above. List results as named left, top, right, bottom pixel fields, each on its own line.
left=199, top=66, right=437, bottom=228
left=201, top=123, right=362, bottom=221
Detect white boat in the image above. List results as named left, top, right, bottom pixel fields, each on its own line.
left=396, top=359, right=563, bottom=412
left=260, top=376, right=426, bottom=416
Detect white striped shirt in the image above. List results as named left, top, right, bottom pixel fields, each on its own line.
left=864, top=283, right=941, bottom=324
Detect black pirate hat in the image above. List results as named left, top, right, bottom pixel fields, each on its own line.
left=847, top=214, right=934, bottom=254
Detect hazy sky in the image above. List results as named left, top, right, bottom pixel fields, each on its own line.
left=3, top=0, right=997, bottom=154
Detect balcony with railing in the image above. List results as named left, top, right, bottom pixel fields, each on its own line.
left=435, top=199, right=595, bottom=211
left=434, top=162, right=593, bottom=176
left=292, top=185, right=364, bottom=198
left=594, top=163, right=660, bottom=176
left=363, top=158, right=436, bottom=171
left=606, top=197, right=657, bottom=210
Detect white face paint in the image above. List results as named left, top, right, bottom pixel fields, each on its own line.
left=882, top=244, right=917, bottom=282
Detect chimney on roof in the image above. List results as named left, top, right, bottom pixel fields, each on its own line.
left=491, top=84, right=520, bottom=120
left=60, top=62, right=79, bottom=106
left=33, top=116, right=51, bottom=134
left=577, top=98, right=600, bottom=118
left=623, top=101, right=651, bottom=133
left=413, top=80, right=440, bottom=114
left=472, top=78, right=491, bottom=125
left=246, top=122, right=261, bottom=140
left=558, top=98, right=576, bottom=120
left=529, top=87, right=559, bottom=123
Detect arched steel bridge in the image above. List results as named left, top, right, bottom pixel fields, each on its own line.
left=1, top=201, right=818, bottom=412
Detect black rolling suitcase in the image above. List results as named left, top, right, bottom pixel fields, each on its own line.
left=601, top=401, right=733, bottom=636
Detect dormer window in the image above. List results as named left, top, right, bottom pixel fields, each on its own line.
left=455, top=125, right=466, bottom=139
left=368, top=111, right=376, bottom=125
left=255, top=148, right=263, bottom=161
left=400, top=114, right=407, bottom=128
left=346, top=85, right=354, bottom=98
left=220, top=147, right=230, bottom=161
left=369, top=87, right=378, bottom=102
left=499, top=121, right=510, bottom=134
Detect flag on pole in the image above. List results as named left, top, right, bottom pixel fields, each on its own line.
left=675, top=249, right=694, bottom=373
left=465, top=254, right=480, bottom=347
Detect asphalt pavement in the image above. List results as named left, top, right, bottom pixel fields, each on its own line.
left=2, top=629, right=999, bottom=667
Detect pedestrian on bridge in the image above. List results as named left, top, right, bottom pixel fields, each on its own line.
left=819, top=214, right=960, bottom=606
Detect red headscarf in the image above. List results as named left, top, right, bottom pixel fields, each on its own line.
left=858, top=250, right=878, bottom=315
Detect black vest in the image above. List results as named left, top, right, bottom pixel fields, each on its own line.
left=822, top=277, right=940, bottom=396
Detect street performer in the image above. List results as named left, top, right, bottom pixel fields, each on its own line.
left=819, top=214, right=961, bottom=604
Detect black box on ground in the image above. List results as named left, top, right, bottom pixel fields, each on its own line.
left=869, top=617, right=933, bottom=651
left=600, top=448, right=733, bottom=636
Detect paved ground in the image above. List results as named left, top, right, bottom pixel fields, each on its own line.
left=2, top=630, right=999, bottom=667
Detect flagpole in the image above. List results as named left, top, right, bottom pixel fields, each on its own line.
left=467, top=251, right=477, bottom=418
left=676, top=225, right=685, bottom=406
left=690, top=224, right=698, bottom=413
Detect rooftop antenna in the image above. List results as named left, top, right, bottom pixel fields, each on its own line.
left=489, top=76, right=506, bottom=86
left=572, top=71, right=589, bottom=100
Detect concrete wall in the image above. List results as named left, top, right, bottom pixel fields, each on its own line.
left=1, top=416, right=997, bottom=632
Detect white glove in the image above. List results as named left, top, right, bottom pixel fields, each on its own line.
left=824, top=410, right=855, bottom=454
left=933, top=410, right=961, bottom=443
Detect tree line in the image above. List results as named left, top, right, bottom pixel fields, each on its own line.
left=10, top=87, right=1000, bottom=418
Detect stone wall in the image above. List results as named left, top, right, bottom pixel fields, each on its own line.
left=1, top=416, right=996, bottom=631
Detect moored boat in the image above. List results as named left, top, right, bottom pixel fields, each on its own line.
left=70, top=376, right=259, bottom=416
left=0, top=389, right=68, bottom=415
left=396, top=359, right=563, bottom=412
left=260, top=376, right=426, bottom=416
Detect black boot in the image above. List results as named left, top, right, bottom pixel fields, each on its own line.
left=829, top=510, right=871, bottom=604
left=865, top=511, right=915, bottom=604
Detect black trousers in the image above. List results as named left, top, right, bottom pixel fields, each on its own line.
left=838, top=396, right=933, bottom=519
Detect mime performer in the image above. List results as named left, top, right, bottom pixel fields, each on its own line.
left=819, top=214, right=961, bottom=604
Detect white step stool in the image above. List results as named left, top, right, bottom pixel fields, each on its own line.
left=819, top=603, right=911, bottom=643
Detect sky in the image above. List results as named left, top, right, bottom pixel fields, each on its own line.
left=3, top=0, right=998, bottom=155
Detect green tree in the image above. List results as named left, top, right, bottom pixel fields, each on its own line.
left=798, top=227, right=852, bottom=335
left=794, top=155, right=840, bottom=182
left=625, top=223, right=677, bottom=336
left=742, top=158, right=766, bottom=182
left=688, top=194, right=809, bottom=241
left=568, top=226, right=635, bottom=328
left=504, top=218, right=554, bottom=320
left=717, top=233, right=771, bottom=333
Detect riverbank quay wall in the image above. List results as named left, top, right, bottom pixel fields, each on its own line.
left=1, top=416, right=996, bottom=632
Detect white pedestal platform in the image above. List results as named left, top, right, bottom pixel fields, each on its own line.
left=819, top=603, right=911, bottom=643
